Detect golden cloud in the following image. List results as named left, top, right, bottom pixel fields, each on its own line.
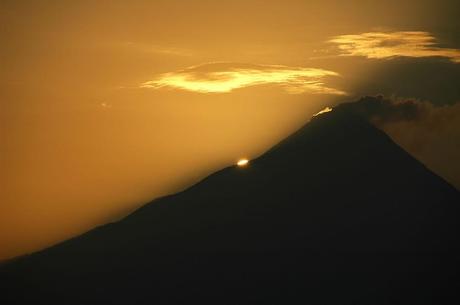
left=329, top=31, right=460, bottom=63
left=140, top=62, right=346, bottom=95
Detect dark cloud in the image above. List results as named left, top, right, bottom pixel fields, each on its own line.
left=337, top=95, right=460, bottom=189
left=350, top=58, right=460, bottom=105
left=337, top=95, right=423, bottom=122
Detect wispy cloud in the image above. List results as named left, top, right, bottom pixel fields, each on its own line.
left=329, top=31, right=460, bottom=63
left=118, top=41, right=192, bottom=57
left=140, top=62, right=346, bottom=95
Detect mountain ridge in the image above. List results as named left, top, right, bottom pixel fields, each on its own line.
left=1, top=97, right=459, bottom=305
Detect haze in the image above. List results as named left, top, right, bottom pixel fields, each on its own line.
left=1, top=0, right=460, bottom=259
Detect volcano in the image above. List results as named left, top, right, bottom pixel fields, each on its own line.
left=2, top=97, right=459, bottom=305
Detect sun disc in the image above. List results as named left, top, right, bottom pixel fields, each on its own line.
left=237, top=159, right=249, bottom=167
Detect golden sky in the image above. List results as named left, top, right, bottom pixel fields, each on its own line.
left=1, top=0, right=460, bottom=260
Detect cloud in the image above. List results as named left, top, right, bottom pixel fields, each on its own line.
left=116, top=41, right=192, bottom=57
left=329, top=31, right=460, bottom=63
left=336, top=95, right=425, bottom=122
left=140, top=62, right=346, bottom=95
left=337, top=95, right=460, bottom=189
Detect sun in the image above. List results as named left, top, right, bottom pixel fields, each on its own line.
left=237, top=159, right=249, bottom=167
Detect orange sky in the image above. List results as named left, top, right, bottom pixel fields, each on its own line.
left=1, top=0, right=460, bottom=260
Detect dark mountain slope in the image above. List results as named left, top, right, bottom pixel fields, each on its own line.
left=2, top=97, right=459, bottom=305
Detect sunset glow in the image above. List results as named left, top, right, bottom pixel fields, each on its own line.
left=2, top=0, right=459, bottom=262
left=141, top=62, right=346, bottom=95
left=313, top=107, right=333, bottom=117
left=329, top=31, right=460, bottom=63
left=237, top=159, right=249, bottom=167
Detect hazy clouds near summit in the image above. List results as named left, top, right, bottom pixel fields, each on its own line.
left=340, top=96, right=460, bottom=189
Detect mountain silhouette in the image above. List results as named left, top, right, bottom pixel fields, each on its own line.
left=1, top=97, right=459, bottom=305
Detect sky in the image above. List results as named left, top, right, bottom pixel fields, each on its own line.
left=1, top=0, right=460, bottom=260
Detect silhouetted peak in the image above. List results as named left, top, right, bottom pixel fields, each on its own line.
left=1, top=97, right=459, bottom=305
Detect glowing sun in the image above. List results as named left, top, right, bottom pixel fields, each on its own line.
left=237, top=159, right=249, bottom=167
